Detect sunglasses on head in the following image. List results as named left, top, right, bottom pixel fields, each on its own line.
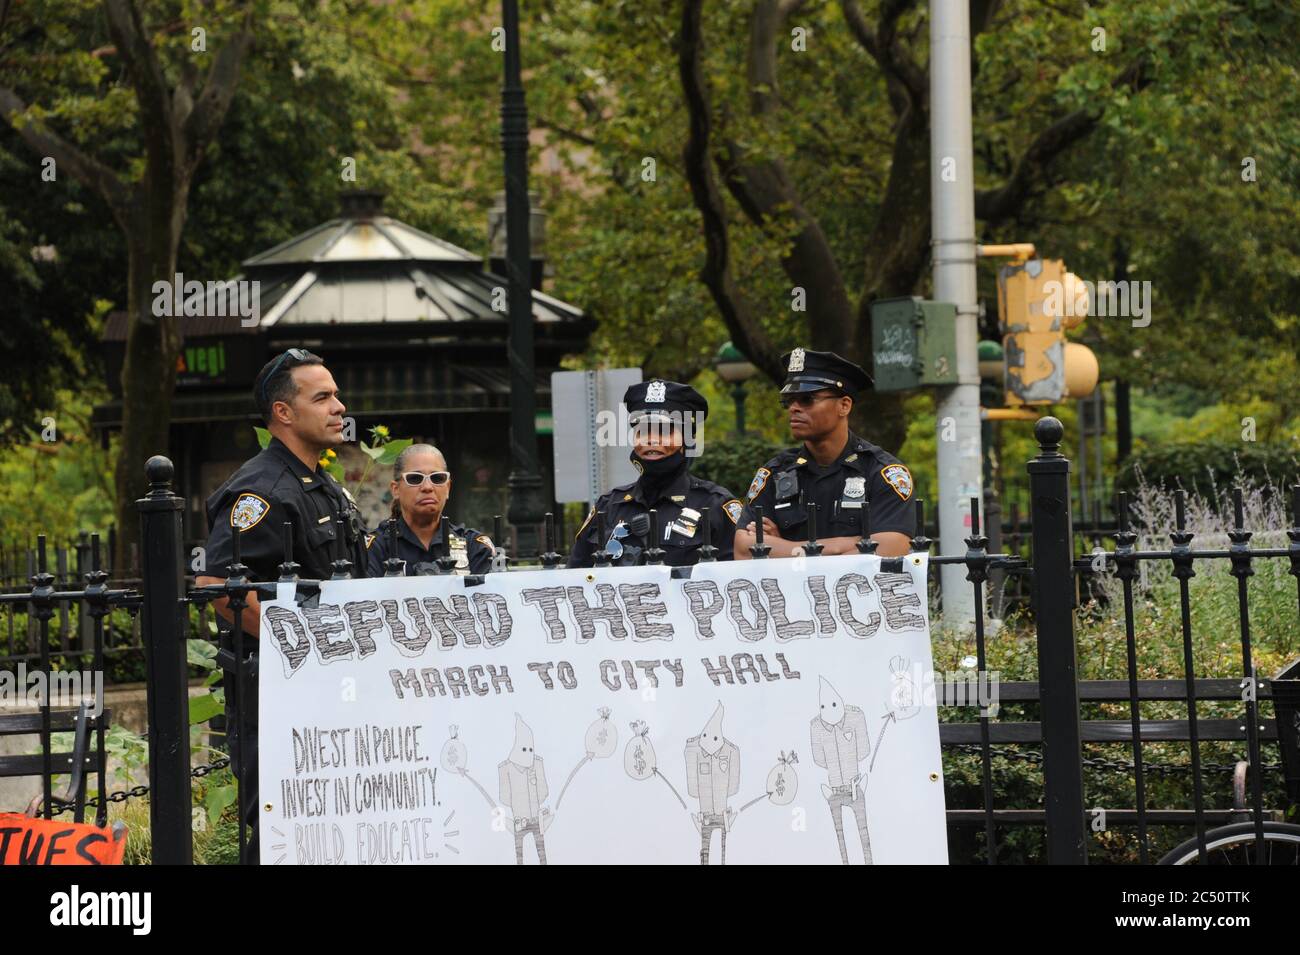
left=400, top=470, right=451, bottom=488
left=258, top=348, right=314, bottom=406
left=780, top=391, right=841, bottom=410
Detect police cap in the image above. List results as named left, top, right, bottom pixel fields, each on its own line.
left=779, top=348, right=872, bottom=398
left=624, top=379, right=709, bottom=426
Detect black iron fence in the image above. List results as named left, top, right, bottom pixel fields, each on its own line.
left=6, top=416, right=1300, bottom=864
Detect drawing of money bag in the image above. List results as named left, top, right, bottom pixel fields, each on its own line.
left=584, top=707, right=618, bottom=759
left=440, top=725, right=468, bottom=772
left=889, top=655, right=922, bottom=719
left=624, top=720, right=657, bottom=780
left=766, top=750, right=799, bottom=805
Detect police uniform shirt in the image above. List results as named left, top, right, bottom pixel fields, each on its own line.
left=366, top=514, right=494, bottom=577
left=738, top=433, right=915, bottom=543
left=567, top=470, right=741, bottom=568
left=204, top=436, right=369, bottom=581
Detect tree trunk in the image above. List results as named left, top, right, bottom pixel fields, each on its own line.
left=112, top=199, right=182, bottom=574
left=850, top=103, right=932, bottom=456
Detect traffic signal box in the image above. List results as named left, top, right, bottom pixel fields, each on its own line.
left=870, top=297, right=960, bottom=392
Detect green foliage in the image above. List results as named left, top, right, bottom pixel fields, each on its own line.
left=0, top=387, right=117, bottom=546
left=690, top=432, right=787, bottom=499
left=1116, top=440, right=1300, bottom=498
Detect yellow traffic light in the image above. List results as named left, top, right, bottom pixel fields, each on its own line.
left=995, top=257, right=1098, bottom=406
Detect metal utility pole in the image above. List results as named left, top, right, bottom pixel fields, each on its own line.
left=929, top=0, right=983, bottom=627
left=501, top=0, right=544, bottom=557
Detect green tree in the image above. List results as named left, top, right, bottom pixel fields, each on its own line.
left=0, top=0, right=255, bottom=565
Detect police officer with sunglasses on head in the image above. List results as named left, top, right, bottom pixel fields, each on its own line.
left=197, top=347, right=370, bottom=863
left=734, top=348, right=915, bottom=559
left=366, top=443, right=496, bottom=576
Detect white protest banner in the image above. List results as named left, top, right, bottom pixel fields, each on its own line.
left=257, top=553, right=948, bottom=864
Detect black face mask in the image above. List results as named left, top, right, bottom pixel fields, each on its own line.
left=631, top=448, right=688, bottom=499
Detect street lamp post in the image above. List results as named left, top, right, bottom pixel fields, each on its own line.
left=501, top=0, right=544, bottom=557
left=714, top=341, right=758, bottom=438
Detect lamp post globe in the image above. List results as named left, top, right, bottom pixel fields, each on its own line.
left=713, top=341, right=758, bottom=437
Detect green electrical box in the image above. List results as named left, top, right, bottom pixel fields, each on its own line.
left=870, top=297, right=960, bottom=392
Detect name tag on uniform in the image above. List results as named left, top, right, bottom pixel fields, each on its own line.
left=667, top=507, right=700, bottom=539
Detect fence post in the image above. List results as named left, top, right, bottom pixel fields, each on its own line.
left=137, top=455, right=193, bottom=865
left=1027, top=416, right=1087, bottom=864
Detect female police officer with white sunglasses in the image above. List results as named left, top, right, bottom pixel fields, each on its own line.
left=366, top=443, right=496, bottom=575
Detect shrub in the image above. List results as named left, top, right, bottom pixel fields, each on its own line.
left=1116, top=440, right=1299, bottom=501
left=689, top=432, right=787, bottom=499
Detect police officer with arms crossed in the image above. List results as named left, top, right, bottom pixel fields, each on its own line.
left=366, top=443, right=495, bottom=576
left=734, top=348, right=914, bottom=559
left=568, top=379, right=742, bottom=567
left=196, top=348, right=369, bottom=862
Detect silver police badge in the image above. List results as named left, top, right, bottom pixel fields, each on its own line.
left=843, top=476, right=866, bottom=499
left=788, top=347, right=805, bottom=373
left=646, top=380, right=666, bottom=403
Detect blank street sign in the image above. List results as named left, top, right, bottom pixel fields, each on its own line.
left=551, top=368, right=642, bottom=508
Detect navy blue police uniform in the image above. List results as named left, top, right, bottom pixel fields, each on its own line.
left=202, top=434, right=369, bottom=863
left=568, top=379, right=741, bottom=568
left=366, top=514, right=495, bottom=576
left=737, top=348, right=916, bottom=544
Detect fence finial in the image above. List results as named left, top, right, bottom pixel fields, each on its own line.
left=144, top=455, right=174, bottom=494
left=1033, top=417, right=1064, bottom=458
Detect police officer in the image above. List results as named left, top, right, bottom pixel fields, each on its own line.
left=568, top=379, right=741, bottom=567
left=734, top=348, right=915, bottom=559
left=196, top=348, right=369, bottom=863
left=366, top=443, right=495, bottom=576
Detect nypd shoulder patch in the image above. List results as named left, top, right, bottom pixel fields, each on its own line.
left=230, top=493, right=270, bottom=531
left=475, top=534, right=494, bottom=551
left=746, top=467, right=772, bottom=502
left=576, top=507, right=595, bottom=538
left=364, top=533, right=376, bottom=550
left=722, top=499, right=743, bottom=525
left=880, top=464, right=914, bottom=501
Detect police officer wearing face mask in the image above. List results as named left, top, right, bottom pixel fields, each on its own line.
left=196, top=348, right=370, bottom=863
left=568, top=380, right=741, bottom=567
left=734, top=348, right=915, bottom=560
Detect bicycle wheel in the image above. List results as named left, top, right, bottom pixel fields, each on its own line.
left=1158, top=822, right=1300, bottom=865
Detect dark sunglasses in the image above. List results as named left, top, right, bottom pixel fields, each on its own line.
left=780, top=391, right=840, bottom=410
left=258, top=348, right=314, bottom=406
left=400, top=470, right=451, bottom=488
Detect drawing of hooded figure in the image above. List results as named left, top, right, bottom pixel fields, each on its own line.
left=809, top=677, right=873, bottom=864
left=498, top=714, right=551, bottom=865
left=684, top=703, right=740, bottom=865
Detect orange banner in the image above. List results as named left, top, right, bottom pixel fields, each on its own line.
left=0, top=813, right=127, bottom=865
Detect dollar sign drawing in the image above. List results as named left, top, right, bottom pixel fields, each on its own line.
left=775, top=774, right=785, bottom=797
left=597, top=727, right=608, bottom=746
left=634, top=744, right=646, bottom=775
